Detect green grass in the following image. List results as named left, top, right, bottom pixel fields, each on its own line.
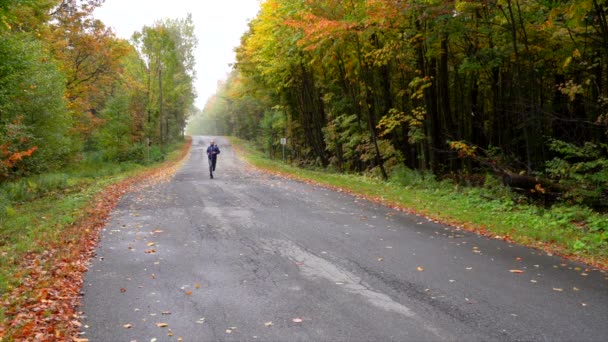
left=0, top=139, right=189, bottom=308
left=232, top=137, right=608, bottom=268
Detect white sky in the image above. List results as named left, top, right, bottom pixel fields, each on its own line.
left=94, top=0, right=261, bottom=109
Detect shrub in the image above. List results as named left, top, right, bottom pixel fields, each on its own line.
left=545, top=139, right=608, bottom=208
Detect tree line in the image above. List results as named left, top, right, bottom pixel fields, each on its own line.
left=0, top=0, right=196, bottom=181
left=189, top=0, right=608, bottom=208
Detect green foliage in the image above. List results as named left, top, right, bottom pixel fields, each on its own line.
left=0, top=32, right=75, bottom=176
left=545, top=139, right=608, bottom=206
left=0, top=191, right=15, bottom=225
left=389, top=165, right=436, bottom=188
left=259, top=108, right=286, bottom=158
left=91, top=93, right=137, bottom=162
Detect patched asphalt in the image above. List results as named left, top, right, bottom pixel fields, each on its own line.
left=80, top=136, right=608, bottom=341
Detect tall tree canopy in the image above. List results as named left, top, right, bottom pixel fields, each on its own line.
left=0, top=0, right=197, bottom=180
left=198, top=0, right=607, bottom=205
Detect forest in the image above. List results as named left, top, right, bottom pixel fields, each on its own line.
left=188, top=0, right=608, bottom=209
left=0, top=0, right=196, bottom=182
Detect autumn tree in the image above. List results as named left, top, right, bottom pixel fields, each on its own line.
left=132, top=15, right=197, bottom=147
left=0, top=0, right=73, bottom=178
left=46, top=0, right=130, bottom=141
left=211, top=0, right=607, bottom=206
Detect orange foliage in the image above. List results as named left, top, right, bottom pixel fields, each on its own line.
left=45, top=1, right=130, bottom=138
left=0, top=117, right=38, bottom=180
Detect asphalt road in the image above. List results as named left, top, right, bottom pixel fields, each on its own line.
left=81, top=136, right=608, bottom=342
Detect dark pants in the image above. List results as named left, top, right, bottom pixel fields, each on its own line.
left=209, top=157, right=217, bottom=171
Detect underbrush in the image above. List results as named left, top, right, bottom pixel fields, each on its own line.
left=232, top=137, right=608, bottom=268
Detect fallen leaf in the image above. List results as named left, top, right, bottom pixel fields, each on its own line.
left=156, top=322, right=169, bottom=328
left=292, top=318, right=303, bottom=323
left=185, top=291, right=193, bottom=295
left=515, top=257, right=522, bottom=261
left=120, top=288, right=127, bottom=293
left=417, top=266, right=424, bottom=272
left=123, top=324, right=132, bottom=329
left=509, top=270, right=524, bottom=273
left=147, top=242, right=156, bottom=247
left=195, top=282, right=201, bottom=289
left=264, top=322, right=273, bottom=327
left=145, top=249, right=156, bottom=254
left=73, top=338, right=89, bottom=342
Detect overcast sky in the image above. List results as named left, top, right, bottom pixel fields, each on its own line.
left=94, top=0, right=261, bottom=109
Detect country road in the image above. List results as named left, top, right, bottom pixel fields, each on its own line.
left=81, top=136, right=608, bottom=342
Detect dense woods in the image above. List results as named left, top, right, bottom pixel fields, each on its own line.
left=189, top=0, right=608, bottom=208
left=0, top=0, right=196, bottom=181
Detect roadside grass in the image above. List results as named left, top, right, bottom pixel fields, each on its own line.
left=0, top=139, right=189, bottom=324
left=231, top=138, right=608, bottom=269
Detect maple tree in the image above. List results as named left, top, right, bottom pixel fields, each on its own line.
left=46, top=0, right=130, bottom=139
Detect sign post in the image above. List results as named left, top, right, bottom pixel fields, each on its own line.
left=280, top=137, right=287, bottom=162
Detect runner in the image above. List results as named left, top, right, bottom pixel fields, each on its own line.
left=206, top=139, right=220, bottom=179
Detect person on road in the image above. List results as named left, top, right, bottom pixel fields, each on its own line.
left=207, top=139, right=220, bottom=176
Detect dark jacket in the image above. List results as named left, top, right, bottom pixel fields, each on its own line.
left=207, top=144, right=220, bottom=159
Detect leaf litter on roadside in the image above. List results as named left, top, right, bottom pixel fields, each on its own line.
left=0, top=143, right=191, bottom=341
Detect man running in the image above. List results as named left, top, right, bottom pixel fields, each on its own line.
left=206, top=139, right=220, bottom=178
